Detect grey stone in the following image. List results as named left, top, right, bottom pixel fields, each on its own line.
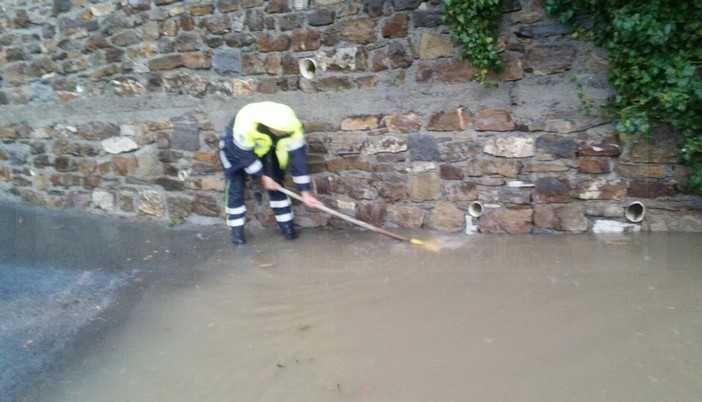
left=515, top=23, right=571, bottom=39
left=212, top=48, right=242, bottom=77
left=308, top=9, right=334, bottom=26
left=172, top=116, right=200, bottom=152
left=408, top=134, right=440, bottom=162
left=536, top=134, right=578, bottom=158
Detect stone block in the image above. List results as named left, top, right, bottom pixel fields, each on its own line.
left=437, top=59, right=475, bottom=82
left=341, top=115, right=379, bottom=131
left=384, top=112, right=421, bottom=133
left=138, top=189, right=164, bottom=217
left=484, top=137, right=534, bottom=158
left=291, top=28, right=321, bottom=51
left=627, top=181, right=677, bottom=198
left=382, top=14, right=408, bottom=38
left=341, top=18, right=376, bottom=44
left=428, top=201, right=465, bottom=232
left=330, top=176, right=377, bottom=200
left=536, top=134, right=578, bottom=158
left=442, top=181, right=478, bottom=202
left=534, top=204, right=587, bottom=232
left=524, top=44, right=576, bottom=75
left=366, top=136, right=407, bottom=155
left=479, top=207, right=533, bottom=234
left=356, top=202, right=387, bottom=227
left=534, top=177, right=572, bottom=203
left=407, top=134, right=440, bottom=162
left=428, top=107, right=473, bottom=132
left=418, top=32, right=454, bottom=59
left=148, top=54, right=183, bottom=71
left=476, top=109, right=516, bottom=132
left=102, top=137, right=139, bottom=155
left=255, top=33, right=291, bottom=52
left=407, top=172, right=440, bottom=202
left=387, top=205, right=424, bottom=228
left=574, top=179, right=627, bottom=200
left=441, top=140, right=481, bottom=163
left=578, top=159, right=610, bottom=174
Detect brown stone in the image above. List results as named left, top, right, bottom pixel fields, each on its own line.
left=113, top=156, right=137, bottom=176
left=428, top=201, right=465, bottom=232
left=341, top=115, right=379, bottom=131
left=437, top=60, right=474, bottom=83
left=384, top=112, right=421, bottom=133
left=76, top=159, right=97, bottom=174
left=534, top=177, right=572, bottom=203
left=192, top=193, right=221, bottom=217
left=382, top=14, right=408, bottom=38
left=264, top=55, right=282, bottom=75
left=190, top=4, right=214, bottom=16
left=407, top=172, right=441, bottom=202
left=427, top=108, right=473, bottom=131
left=440, top=164, right=464, bottom=180
left=522, top=162, right=569, bottom=172
left=627, top=181, right=677, bottom=198
left=265, top=0, right=290, bottom=13
left=524, top=44, right=576, bottom=75
left=462, top=160, right=522, bottom=178
left=194, top=151, right=218, bottom=164
left=573, top=179, right=627, bottom=200
left=340, top=18, right=376, bottom=44
left=615, top=164, right=667, bottom=179
left=291, top=28, right=321, bottom=51
left=442, top=181, right=478, bottom=202
left=486, top=55, right=524, bottom=81
left=579, top=159, right=610, bottom=174
left=387, top=205, right=424, bottom=228
left=480, top=207, right=533, bottom=234
left=475, top=109, right=516, bottom=131
left=180, top=52, right=210, bottom=69
left=326, top=157, right=370, bottom=172
left=83, top=175, right=102, bottom=189
left=418, top=32, right=453, bottom=59
left=148, top=54, right=184, bottom=71
left=534, top=204, right=587, bottom=232
left=255, top=33, right=291, bottom=52
left=243, top=54, right=265, bottom=74
left=329, top=176, right=377, bottom=200
left=314, top=77, right=353, bottom=91
left=356, top=202, right=387, bottom=227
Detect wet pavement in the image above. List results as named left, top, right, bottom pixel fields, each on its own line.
left=2, top=201, right=702, bottom=402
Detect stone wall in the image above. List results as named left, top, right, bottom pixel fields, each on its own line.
left=1, top=0, right=701, bottom=233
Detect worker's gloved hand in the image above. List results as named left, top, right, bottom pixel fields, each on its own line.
left=261, top=175, right=279, bottom=191
left=301, top=191, right=323, bottom=209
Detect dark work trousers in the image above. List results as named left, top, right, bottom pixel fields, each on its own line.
left=224, top=150, right=293, bottom=228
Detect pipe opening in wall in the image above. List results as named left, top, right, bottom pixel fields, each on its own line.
left=299, top=58, right=317, bottom=79
left=624, top=201, right=646, bottom=223
left=468, top=201, right=483, bottom=218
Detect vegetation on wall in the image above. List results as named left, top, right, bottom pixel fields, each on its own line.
left=547, top=0, right=702, bottom=193
left=442, top=0, right=504, bottom=83
left=443, top=0, right=702, bottom=194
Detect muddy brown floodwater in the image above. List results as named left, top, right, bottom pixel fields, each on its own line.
left=4, top=203, right=702, bottom=402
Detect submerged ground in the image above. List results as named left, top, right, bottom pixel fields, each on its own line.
left=1, top=202, right=701, bottom=402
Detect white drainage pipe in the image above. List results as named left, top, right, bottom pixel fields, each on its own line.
left=624, top=201, right=646, bottom=223
left=298, top=58, right=317, bottom=79
left=468, top=201, right=483, bottom=218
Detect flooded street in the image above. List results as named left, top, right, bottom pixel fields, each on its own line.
left=3, top=204, right=702, bottom=402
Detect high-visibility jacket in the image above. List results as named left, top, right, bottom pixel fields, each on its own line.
left=219, top=102, right=312, bottom=191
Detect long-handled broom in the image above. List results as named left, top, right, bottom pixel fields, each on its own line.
left=276, top=186, right=440, bottom=252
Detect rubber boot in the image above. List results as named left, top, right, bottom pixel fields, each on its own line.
left=279, top=222, right=298, bottom=241
left=231, top=226, right=246, bottom=246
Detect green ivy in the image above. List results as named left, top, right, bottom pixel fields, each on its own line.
left=442, top=0, right=504, bottom=84
left=545, top=0, right=702, bottom=194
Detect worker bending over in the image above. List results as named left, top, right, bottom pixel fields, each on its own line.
left=219, top=101, right=323, bottom=246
